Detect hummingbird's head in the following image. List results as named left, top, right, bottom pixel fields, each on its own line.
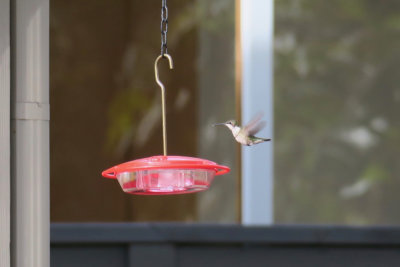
left=224, top=120, right=237, bottom=127
left=213, top=120, right=237, bottom=130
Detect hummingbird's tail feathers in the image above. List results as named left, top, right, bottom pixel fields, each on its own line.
left=255, top=138, right=271, bottom=144
left=248, top=136, right=271, bottom=145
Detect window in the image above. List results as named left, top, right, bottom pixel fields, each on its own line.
left=50, top=0, right=400, bottom=225
left=9, top=0, right=400, bottom=265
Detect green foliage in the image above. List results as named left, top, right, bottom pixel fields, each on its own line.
left=106, top=90, right=150, bottom=151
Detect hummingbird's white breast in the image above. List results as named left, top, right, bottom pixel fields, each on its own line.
left=232, top=126, right=250, bottom=145
left=231, top=126, right=241, bottom=137
left=231, top=126, right=249, bottom=145
left=224, top=124, right=249, bottom=145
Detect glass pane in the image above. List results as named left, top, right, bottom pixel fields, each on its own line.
left=50, top=0, right=237, bottom=222
left=274, top=0, right=400, bottom=224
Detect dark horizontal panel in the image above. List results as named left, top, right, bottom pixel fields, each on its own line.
left=51, top=245, right=126, bottom=267
left=51, top=223, right=400, bottom=245
left=177, top=246, right=400, bottom=267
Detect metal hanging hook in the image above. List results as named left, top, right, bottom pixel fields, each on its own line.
left=154, top=53, right=174, bottom=156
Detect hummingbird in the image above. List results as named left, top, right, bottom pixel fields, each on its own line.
left=213, top=113, right=271, bottom=146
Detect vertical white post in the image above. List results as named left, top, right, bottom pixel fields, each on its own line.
left=11, top=0, right=50, bottom=266
left=241, top=0, right=274, bottom=225
left=0, top=0, right=11, bottom=266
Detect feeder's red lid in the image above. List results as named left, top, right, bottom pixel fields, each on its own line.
left=102, top=155, right=230, bottom=179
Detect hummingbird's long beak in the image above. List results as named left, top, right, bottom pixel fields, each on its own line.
left=212, top=123, right=225, bottom=127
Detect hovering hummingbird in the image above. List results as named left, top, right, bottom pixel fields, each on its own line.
left=213, top=113, right=271, bottom=146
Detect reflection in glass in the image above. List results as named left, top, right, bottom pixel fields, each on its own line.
left=50, top=0, right=237, bottom=222
left=275, top=0, right=400, bottom=224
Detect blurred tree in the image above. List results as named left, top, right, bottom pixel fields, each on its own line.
left=274, top=0, right=400, bottom=224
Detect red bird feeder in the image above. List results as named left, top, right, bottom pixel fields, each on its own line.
left=102, top=54, right=230, bottom=195
left=102, top=155, right=230, bottom=195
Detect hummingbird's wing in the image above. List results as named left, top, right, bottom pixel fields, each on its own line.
left=243, top=112, right=266, bottom=136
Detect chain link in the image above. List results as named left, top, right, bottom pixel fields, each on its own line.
left=161, top=0, right=168, bottom=56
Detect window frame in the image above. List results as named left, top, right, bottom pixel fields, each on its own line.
left=0, top=0, right=11, bottom=265
left=11, top=0, right=50, bottom=265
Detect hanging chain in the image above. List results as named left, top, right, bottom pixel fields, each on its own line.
left=161, top=0, right=168, bottom=56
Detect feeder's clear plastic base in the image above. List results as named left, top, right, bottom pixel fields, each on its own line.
left=116, top=169, right=215, bottom=195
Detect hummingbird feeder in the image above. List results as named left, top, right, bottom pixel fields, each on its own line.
left=102, top=0, right=230, bottom=195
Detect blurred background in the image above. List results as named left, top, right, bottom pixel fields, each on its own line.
left=274, top=0, right=400, bottom=224
left=50, top=0, right=238, bottom=222
left=50, top=0, right=400, bottom=224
